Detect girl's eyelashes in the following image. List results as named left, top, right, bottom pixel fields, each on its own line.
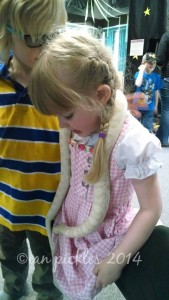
left=63, top=113, right=74, bottom=119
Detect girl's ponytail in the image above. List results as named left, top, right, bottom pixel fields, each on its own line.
left=85, top=122, right=109, bottom=183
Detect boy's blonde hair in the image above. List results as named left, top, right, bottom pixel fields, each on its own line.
left=29, top=31, right=121, bottom=183
left=0, top=0, right=67, bottom=63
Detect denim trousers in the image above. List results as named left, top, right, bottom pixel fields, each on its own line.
left=156, top=78, right=169, bottom=144
left=0, top=225, right=62, bottom=300
left=138, top=110, right=154, bottom=132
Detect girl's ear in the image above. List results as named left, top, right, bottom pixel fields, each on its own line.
left=96, top=84, right=111, bottom=104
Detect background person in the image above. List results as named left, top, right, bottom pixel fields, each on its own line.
left=156, top=31, right=169, bottom=146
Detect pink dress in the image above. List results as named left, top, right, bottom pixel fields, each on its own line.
left=52, top=115, right=161, bottom=300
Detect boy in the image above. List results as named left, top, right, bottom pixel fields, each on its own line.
left=0, top=1, right=67, bottom=300
left=134, top=52, right=162, bottom=132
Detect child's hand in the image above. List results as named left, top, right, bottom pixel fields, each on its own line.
left=138, top=64, right=146, bottom=72
left=93, top=254, right=123, bottom=289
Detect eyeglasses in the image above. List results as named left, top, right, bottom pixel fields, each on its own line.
left=6, top=25, right=54, bottom=48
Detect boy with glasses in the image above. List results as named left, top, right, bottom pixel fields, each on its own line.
left=0, top=1, right=67, bottom=299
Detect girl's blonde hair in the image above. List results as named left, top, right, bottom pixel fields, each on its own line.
left=29, top=31, right=121, bottom=183
left=0, top=0, right=67, bottom=63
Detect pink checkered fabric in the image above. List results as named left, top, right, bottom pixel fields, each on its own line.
left=51, top=118, right=136, bottom=299
left=52, top=115, right=160, bottom=300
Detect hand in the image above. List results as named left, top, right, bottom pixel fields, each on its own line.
left=93, top=254, right=122, bottom=289
left=138, top=64, right=146, bottom=72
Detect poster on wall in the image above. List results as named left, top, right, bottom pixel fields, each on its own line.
left=129, top=39, right=144, bottom=56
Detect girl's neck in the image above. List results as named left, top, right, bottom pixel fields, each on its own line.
left=9, top=57, right=31, bottom=87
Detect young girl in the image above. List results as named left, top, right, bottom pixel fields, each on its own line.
left=29, top=32, right=162, bottom=300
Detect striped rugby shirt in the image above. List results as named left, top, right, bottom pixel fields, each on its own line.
left=0, top=62, right=61, bottom=235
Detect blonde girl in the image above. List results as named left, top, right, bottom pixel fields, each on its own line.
left=29, top=32, right=163, bottom=300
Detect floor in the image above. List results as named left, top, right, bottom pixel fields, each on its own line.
left=0, top=147, right=169, bottom=300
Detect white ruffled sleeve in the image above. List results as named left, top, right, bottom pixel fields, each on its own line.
left=114, top=117, right=162, bottom=179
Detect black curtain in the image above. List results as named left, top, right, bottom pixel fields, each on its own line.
left=124, top=0, right=167, bottom=92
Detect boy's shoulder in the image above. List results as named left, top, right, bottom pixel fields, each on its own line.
left=142, top=71, right=160, bottom=79
left=150, top=71, right=161, bottom=79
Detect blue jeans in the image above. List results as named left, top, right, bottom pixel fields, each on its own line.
left=138, top=110, right=154, bottom=132
left=156, top=78, right=169, bottom=144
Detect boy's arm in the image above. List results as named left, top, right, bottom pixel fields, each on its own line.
left=135, top=64, right=146, bottom=87
left=154, top=90, right=160, bottom=113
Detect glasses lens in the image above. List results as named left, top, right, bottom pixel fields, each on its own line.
left=24, top=27, right=65, bottom=48
left=24, top=35, right=47, bottom=48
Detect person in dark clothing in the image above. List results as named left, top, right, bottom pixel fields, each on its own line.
left=156, top=32, right=169, bottom=146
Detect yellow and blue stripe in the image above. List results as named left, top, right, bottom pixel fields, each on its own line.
left=0, top=64, right=61, bottom=235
